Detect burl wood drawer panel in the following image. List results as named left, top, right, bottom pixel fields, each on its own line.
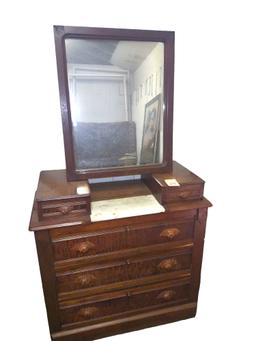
left=38, top=198, right=90, bottom=220
left=52, top=220, right=195, bottom=261
left=59, top=281, right=190, bottom=327
left=56, top=251, right=192, bottom=293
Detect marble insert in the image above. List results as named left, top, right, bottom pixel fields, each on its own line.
left=90, top=194, right=165, bottom=222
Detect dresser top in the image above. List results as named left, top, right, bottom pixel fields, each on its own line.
left=36, top=169, right=90, bottom=202
left=35, top=161, right=203, bottom=201
left=29, top=161, right=211, bottom=232
left=151, top=161, right=204, bottom=187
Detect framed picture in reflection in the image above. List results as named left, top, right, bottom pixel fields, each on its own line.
left=140, top=94, right=161, bottom=164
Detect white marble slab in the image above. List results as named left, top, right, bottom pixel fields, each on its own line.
left=90, top=194, right=165, bottom=222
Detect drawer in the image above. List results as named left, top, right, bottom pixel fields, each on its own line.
left=57, top=251, right=192, bottom=293
left=52, top=220, right=194, bottom=261
left=162, top=184, right=204, bottom=203
left=143, top=163, right=205, bottom=204
left=52, top=227, right=126, bottom=261
left=35, top=170, right=91, bottom=220
left=127, top=220, right=194, bottom=249
left=60, top=280, right=190, bottom=327
left=37, top=198, right=90, bottom=220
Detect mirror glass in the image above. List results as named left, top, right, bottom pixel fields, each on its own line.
left=65, top=38, right=164, bottom=171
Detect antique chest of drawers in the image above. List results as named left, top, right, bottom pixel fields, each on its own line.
left=29, top=161, right=211, bottom=341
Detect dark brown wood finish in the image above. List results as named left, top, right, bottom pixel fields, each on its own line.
left=58, top=270, right=191, bottom=304
left=54, top=241, right=194, bottom=273
left=29, top=162, right=211, bottom=341
left=54, top=26, right=174, bottom=180
left=34, top=230, right=61, bottom=332
left=59, top=281, right=190, bottom=327
left=190, top=207, right=208, bottom=301
left=52, top=219, right=194, bottom=261
left=51, top=303, right=197, bottom=341
left=28, top=22, right=210, bottom=341
left=143, top=161, right=205, bottom=204
left=36, top=170, right=91, bottom=220
left=56, top=251, right=192, bottom=294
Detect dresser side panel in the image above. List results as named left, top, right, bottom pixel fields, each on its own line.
left=190, top=207, right=208, bottom=301
left=35, top=230, right=61, bottom=332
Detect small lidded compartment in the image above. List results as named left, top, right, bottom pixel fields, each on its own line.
left=36, top=170, right=91, bottom=220
left=144, top=161, right=205, bottom=204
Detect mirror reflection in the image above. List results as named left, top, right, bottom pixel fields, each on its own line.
left=65, top=39, right=164, bottom=171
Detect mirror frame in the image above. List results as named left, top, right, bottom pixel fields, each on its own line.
left=54, top=25, right=174, bottom=181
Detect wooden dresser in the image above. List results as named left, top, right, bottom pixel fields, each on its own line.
left=29, top=161, right=211, bottom=341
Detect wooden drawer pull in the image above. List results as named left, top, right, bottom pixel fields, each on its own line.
left=77, top=307, right=98, bottom=320
left=160, top=228, right=180, bottom=240
left=77, top=274, right=96, bottom=286
left=156, top=290, right=176, bottom=301
left=72, top=241, right=95, bottom=254
left=178, top=191, right=190, bottom=199
left=57, top=205, right=73, bottom=215
left=158, top=258, right=178, bottom=271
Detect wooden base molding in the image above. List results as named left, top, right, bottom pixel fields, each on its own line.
left=52, top=303, right=197, bottom=341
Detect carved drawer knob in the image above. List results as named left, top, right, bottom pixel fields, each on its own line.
left=77, top=274, right=96, bottom=286
left=157, top=290, right=176, bottom=301
left=160, top=228, right=180, bottom=240
left=77, top=307, right=98, bottom=320
left=158, top=258, right=178, bottom=271
left=57, top=205, right=73, bottom=215
left=72, top=241, right=95, bottom=254
left=178, top=191, right=190, bottom=199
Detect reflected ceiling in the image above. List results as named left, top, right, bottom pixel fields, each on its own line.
left=65, top=39, right=158, bottom=71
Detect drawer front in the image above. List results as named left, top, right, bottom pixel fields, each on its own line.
left=53, top=220, right=194, bottom=261
left=53, top=228, right=126, bottom=261
left=57, top=252, right=192, bottom=293
left=60, top=282, right=190, bottom=326
left=127, top=220, right=194, bottom=249
left=38, top=197, right=90, bottom=220
left=162, top=184, right=203, bottom=203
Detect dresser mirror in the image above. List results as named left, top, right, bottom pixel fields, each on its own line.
left=54, top=26, right=174, bottom=180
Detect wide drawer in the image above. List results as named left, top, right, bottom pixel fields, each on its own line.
left=52, top=220, right=195, bottom=261
left=59, top=280, right=190, bottom=327
left=56, top=250, right=192, bottom=293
